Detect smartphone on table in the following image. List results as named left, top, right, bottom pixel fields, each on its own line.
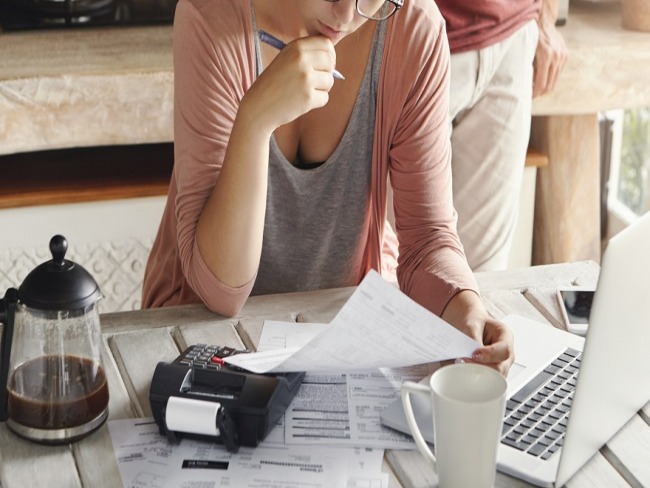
left=556, top=286, right=596, bottom=336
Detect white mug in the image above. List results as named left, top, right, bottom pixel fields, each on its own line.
left=401, top=363, right=507, bottom=488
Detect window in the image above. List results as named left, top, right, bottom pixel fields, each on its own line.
left=604, top=108, right=650, bottom=237
left=618, top=108, right=650, bottom=215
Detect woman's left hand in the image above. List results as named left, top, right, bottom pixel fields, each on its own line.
left=441, top=290, right=515, bottom=377
left=467, top=317, right=515, bottom=377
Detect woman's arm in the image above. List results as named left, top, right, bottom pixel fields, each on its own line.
left=383, top=10, right=475, bottom=315
left=196, top=35, right=337, bottom=288
left=379, top=1, right=514, bottom=374
left=172, top=0, right=336, bottom=314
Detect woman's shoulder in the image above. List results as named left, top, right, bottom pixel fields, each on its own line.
left=389, top=0, right=446, bottom=41
left=173, top=0, right=256, bottom=79
left=384, top=0, right=448, bottom=72
left=175, top=0, right=251, bottom=38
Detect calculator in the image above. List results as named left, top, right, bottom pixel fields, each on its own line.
left=149, top=342, right=304, bottom=451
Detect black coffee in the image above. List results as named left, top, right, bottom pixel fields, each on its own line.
left=7, top=355, right=109, bottom=429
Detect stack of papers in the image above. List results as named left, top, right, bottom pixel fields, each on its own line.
left=109, top=270, right=480, bottom=487
left=109, top=419, right=387, bottom=488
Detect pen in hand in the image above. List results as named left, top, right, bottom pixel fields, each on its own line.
left=258, top=29, right=345, bottom=81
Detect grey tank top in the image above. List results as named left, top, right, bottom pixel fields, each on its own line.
left=251, top=23, right=387, bottom=296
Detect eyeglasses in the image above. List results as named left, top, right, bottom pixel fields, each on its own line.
left=322, top=0, right=403, bottom=21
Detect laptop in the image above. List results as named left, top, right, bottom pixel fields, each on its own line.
left=380, top=210, right=650, bottom=487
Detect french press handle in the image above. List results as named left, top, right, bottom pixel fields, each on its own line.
left=0, top=288, right=19, bottom=421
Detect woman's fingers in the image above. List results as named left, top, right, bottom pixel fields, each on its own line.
left=250, top=36, right=337, bottom=130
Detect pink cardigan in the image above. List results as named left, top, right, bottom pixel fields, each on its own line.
left=142, top=0, right=479, bottom=317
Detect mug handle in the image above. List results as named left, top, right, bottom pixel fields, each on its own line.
left=401, top=381, right=436, bottom=466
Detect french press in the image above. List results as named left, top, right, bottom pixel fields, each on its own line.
left=0, top=235, right=109, bottom=444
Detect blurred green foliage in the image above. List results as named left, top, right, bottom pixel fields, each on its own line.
left=619, top=108, right=650, bottom=215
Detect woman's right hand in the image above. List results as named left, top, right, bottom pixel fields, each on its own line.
left=242, top=35, right=337, bottom=132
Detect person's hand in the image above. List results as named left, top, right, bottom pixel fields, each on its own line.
left=466, top=316, right=515, bottom=377
left=441, top=290, right=515, bottom=377
left=241, top=35, right=337, bottom=132
left=533, top=2, right=569, bottom=97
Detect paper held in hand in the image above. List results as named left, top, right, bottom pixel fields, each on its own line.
left=225, top=270, right=480, bottom=373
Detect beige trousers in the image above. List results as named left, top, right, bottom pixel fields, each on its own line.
left=450, top=20, right=539, bottom=271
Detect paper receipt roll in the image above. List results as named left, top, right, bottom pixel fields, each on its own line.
left=165, top=396, right=221, bottom=436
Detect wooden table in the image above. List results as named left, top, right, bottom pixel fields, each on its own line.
left=1, top=260, right=648, bottom=487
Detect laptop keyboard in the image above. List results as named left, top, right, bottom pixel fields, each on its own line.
left=501, top=347, right=582, bottom=460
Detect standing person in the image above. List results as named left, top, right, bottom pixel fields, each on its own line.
left=437, top=0, right=568, bottom=271
left=142, top=0, right=514, bottom=375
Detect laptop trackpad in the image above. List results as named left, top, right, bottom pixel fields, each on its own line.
left=508, top=362, right=526, bottom=381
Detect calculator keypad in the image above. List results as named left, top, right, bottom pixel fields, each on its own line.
left=174, top=344, right=249, bottom=370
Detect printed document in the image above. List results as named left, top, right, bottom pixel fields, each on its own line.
left=108, top=418, right=388, bottom=488
left=225, top=269, right=479, bottom=373
left=257, top=321, right=429, bottom=450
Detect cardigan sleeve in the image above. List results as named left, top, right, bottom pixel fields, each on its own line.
left=378, top=0, right=479, bottom=316
left=171, top=0, right=257, bottom=315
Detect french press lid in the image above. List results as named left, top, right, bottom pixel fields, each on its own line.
left=18, top=235, right=101, bottom=311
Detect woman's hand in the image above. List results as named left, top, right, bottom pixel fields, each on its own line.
left=242, top=35, right=337, bottom=133
left=441, top=290, right=515, bottom=377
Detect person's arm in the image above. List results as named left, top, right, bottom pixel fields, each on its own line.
left=196, top=39, right=337, bottom=289
left=197, top=36, right=338, bottom=289
left=533, top=0, right=569, bottom=97
left=172, top=0, right=336, bottom=315
left=380, top=6, right=514, bottom=374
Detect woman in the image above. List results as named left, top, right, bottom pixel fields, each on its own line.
left=142, top=0, right=514, bottom=375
